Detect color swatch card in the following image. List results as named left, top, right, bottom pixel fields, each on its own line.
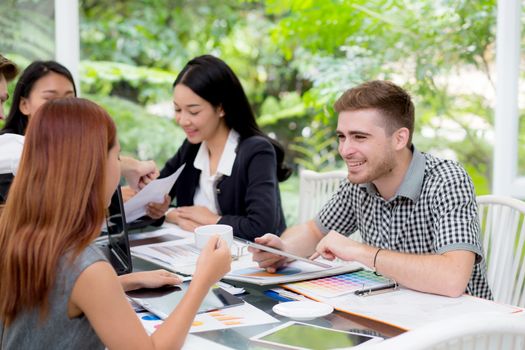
left=284, top=269, right=394, bottom=298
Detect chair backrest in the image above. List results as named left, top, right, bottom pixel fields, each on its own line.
left=298, top=169, right=347, bottom=223
left=358, top=312, right=525, bottom=350
left=477, top=195, right=525, bottom=307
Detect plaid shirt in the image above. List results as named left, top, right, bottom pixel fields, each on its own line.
left=315, top=148, right=492, bottom=299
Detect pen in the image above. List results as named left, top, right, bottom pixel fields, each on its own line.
left=265, top=288, right=307, bottom=301
left=264, top=290, right=295, bottom=302
left=354, top=283, right=398, bottom=297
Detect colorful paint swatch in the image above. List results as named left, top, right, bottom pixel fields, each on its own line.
left=286, top=270, right=393, bottom=298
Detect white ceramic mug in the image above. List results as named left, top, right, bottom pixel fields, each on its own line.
left=194, top=224, right=233, bottom=249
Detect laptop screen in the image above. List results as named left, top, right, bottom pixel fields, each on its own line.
left=104, top=186, right=133, bottom=275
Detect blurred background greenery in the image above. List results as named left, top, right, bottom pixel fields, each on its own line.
left=2, top=0, right=523, bottom=225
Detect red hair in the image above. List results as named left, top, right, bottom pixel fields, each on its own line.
left=0, top=98, right=116, bottom=324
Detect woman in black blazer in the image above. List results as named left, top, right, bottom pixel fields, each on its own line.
left=150, top=55, right=291, bottom=241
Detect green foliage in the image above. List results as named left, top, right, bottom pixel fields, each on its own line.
left=279, top=174, right=299, bottom=225
left=0, top=0, right=55, bottom=60
left=85, top=94, right=185, bottom=167
left=261, top=0, right=499, bottom=194
left=80, top=0, right=257, bottom=70
left=3, top=0, right=516, bottom=222
left=519, top=112, right=525, bottom=176
left=81, top=61, right=174, bottom=104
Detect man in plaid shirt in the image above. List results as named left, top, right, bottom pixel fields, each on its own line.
left=251, top=80, right=492, bottom=299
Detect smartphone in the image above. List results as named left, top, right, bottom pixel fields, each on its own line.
left=250, top=321, right=383, bottom=350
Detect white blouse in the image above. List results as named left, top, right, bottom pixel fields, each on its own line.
left=192, top=130, right=239, bottom=214
left=0, top=133, right=24, bottom=175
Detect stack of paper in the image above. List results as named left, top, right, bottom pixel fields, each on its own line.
left=282, top=283, right=524, bottom=330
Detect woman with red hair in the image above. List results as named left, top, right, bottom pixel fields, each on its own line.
left=0, top=98, right=231, bottom=349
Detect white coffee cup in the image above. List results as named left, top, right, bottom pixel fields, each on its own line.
left=194, top=224, right=233, bottom=249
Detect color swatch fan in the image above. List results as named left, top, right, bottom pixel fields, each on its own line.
left=285, top=269, right=394, bottom=298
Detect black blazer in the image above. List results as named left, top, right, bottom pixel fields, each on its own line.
left=160, top=136, right=286, bottom=240
left=0, top=173, right=14, bottom=204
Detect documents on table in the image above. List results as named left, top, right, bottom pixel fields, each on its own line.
left=129, top=224, right=207, bottom=274
left=136, top=301, right=278, bottom=334
left=283, top=284, right=524, bottom=330
left=182, top=335, right=234, bottom=350
left=124, top=164, right=185, bottom=223
left=128, top=226, right=190, bottom=247
left=135, top=313, right=235, bottom=350
left=131, top=235, right=257, bottom=275
left=131, top=237, right=201, bottom=274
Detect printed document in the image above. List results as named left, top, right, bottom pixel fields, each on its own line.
left=124, top=164, right=185, bottom=223
left=285, top=285, right=524, bottom=330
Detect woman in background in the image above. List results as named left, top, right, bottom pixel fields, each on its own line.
left=0, top=60, right=76, bottom=135
left=0, top=60, right=158, bottom=201
left=149, top=55, right=291, bottom=241
left=0, top=98, right=231, bottom=349
left=0, top=60, right=76, bottom=202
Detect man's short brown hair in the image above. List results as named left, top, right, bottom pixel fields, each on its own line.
left=334, top=80, right=415, bottom=146
left=0, top=55, right=18, bottom=81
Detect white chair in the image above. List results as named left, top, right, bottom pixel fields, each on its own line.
left=358, top=312, right=525, bottom=350
left=298, top=169, right=347, bottom=223
left=298, top=169, right=363, bottom=242
left=477, top=195, right=525, bottom=307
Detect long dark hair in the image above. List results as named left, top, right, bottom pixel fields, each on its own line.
left=173, top=55, right=291, bottom=181
left=0, top=61, right=77, bottom=136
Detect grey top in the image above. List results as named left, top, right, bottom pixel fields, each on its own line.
left=1, top=244, right=107, bottom=349
left=315, top=147, right=492, bottom=299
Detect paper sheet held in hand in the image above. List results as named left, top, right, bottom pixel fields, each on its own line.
left=124, top=164, right=185, bottom=223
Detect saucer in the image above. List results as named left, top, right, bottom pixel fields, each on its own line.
left=272, top=300, right=334, bottom=321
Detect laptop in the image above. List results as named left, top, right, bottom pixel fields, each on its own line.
left=98, top=185, right=133, bottom=275
left=126, top=283, right=244, bottom=318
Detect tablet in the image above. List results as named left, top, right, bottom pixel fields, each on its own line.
left=235, top=238, right=333, bottom=268
left=250, top=321, right=383, bottom=350
left=127, top=282, right=244, bottom=319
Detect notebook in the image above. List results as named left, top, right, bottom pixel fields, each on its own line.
left=98, top=186, right=133, bottom=275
